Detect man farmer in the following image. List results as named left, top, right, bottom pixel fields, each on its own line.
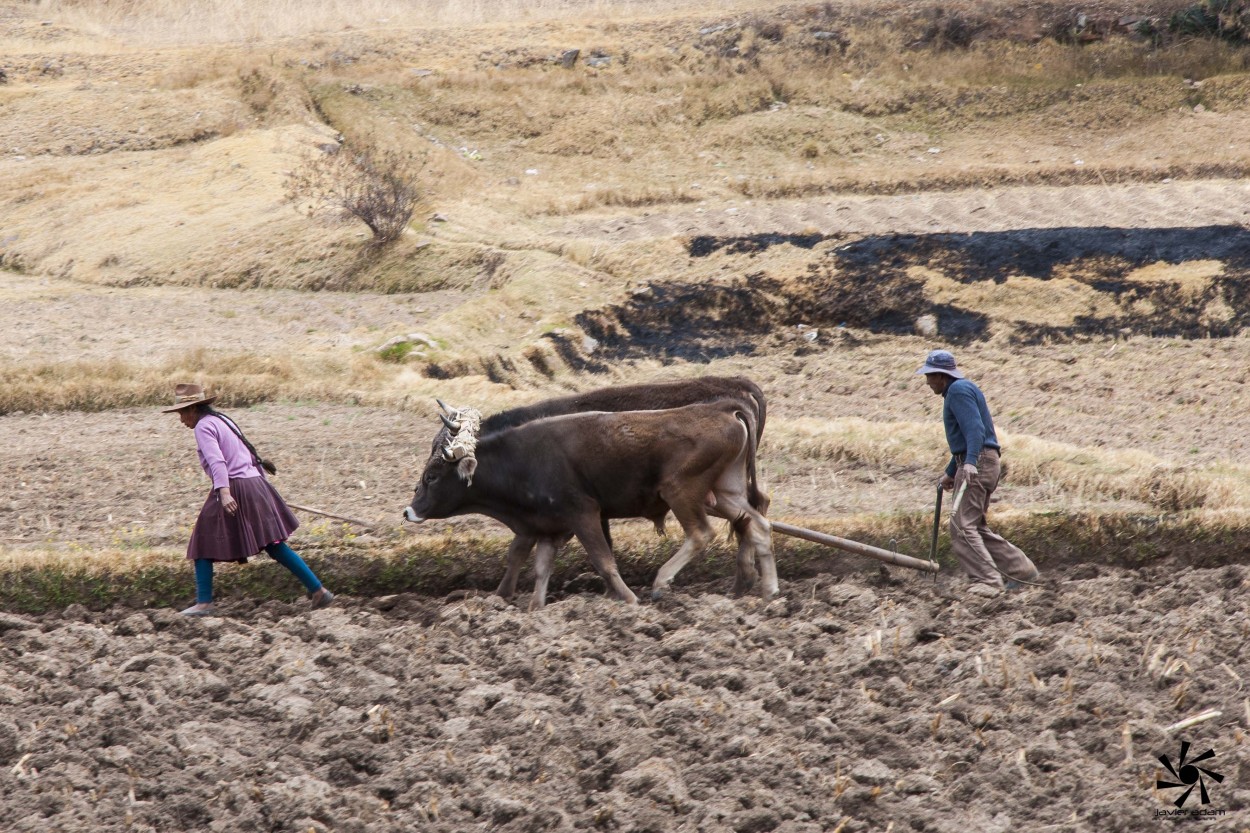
left=917, top=349, right=1039, bottom=595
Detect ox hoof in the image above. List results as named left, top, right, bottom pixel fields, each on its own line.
left=649, top=587, right=666, bottom=602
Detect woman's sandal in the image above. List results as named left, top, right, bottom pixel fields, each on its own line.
left=309, top=588, right=335, bottom=610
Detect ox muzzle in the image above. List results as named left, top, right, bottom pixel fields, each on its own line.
left=403, top=506, right=424, bottom=523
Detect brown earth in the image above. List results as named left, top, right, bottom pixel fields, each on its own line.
left=1, top=568, right=1248, bottom=833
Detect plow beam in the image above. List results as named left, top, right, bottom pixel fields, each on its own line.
left=771, top=521, right=939, bottom=573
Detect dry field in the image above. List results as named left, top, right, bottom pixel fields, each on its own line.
left=3, top=0, right=1250, bottom=829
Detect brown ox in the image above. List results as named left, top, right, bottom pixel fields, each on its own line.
left=424, top=376, right=771, bottom=604
left=404, top=399, right=776, bottom=606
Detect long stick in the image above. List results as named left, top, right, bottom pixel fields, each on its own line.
left=287, top=502, right=376, bottom=529
left=929, top=483, right=944, bottom=564
left=771, top=521, right=939, bottom=573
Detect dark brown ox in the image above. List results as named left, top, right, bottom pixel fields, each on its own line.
left=478, top=376, right=767, bottom=441
left=425, top=376, right=770, bottom=604
left=404, top=400, right=776, bottom=606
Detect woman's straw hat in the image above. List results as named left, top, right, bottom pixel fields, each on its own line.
left=162, top=382, right=217, bottom=412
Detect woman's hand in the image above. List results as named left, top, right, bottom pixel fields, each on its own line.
left=218, top=487, right=238, bottom=516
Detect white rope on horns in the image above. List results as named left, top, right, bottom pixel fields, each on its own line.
left=444, top=407, right=483, bottom=462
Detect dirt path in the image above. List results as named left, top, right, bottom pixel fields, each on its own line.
left=0, top=276, right=469, bottom=365
left=543, top=179, right=1250, bottom=243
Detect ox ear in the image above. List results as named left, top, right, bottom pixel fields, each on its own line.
left=457, top=456, right=477, bottom=486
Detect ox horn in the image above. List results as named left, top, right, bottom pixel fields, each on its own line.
left=442, top=445, right=457, bottom=462
left=439, top=413, right=461, bottom=433
left=435, top=398, right=453, bottom=416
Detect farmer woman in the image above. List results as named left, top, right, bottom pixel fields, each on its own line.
left=165, top=383, right=333, bottom=616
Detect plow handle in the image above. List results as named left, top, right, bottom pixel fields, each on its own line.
left=929, top=483, right=944, bottom=564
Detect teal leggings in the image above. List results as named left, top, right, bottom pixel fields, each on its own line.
left=194, top=542, right=322, bottom=604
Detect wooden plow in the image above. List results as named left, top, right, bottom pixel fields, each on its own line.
left=770, top=520, right=939, bottom=573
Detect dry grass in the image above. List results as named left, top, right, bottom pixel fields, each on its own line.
left=0, top=341, right=598, bottom=418
left=36, top=0, right=762, bottom=46
left=538, top=185, right=703, bottom=215
left=0, top=349, right=393, bottom=414
left=767, top=417, right=1250, bottom=513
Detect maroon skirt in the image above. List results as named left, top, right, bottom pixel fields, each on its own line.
left=186, top=475, right=300, bottom=562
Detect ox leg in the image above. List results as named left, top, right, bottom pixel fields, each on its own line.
left=497, top=534, right=537, bottom=601
left=750, top=513, right=778, bottom=599
left=528, top=539, right=559, bottom=612
left=711, top=498, right=776, bottom=600
left=729, top=516, right=760, bottom=597
left=650, top=509, right=715, bottom=601
left=572, top=516, right=638, bottom=605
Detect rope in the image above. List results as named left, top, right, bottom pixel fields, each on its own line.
left=445, top=407, right=482, bottom=461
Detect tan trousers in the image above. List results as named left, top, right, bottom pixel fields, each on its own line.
left=949, top=449, right=1036, bottom=588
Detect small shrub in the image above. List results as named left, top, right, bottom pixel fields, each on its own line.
left=238, top=65, right=280, bottom=114
left=286, top=143, right=422, bottom=245
left=750, top=17, right=785, bottom=43
left=377, top=341, right=414, bottom=363
left=1169, top=0, right=1250, bottom=42
left=913, top=8, right=989, bottom=50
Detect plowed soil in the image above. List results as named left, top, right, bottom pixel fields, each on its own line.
left=2, top=567, right=1248, bottom=833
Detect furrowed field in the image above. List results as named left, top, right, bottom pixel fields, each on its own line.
left=2, top=0, right=1249, bottom=830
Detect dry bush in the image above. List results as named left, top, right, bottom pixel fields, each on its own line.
left=286, top=144, right=422, bottom=244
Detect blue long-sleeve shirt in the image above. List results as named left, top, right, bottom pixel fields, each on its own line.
left=942, top=378, right=1000, bottom=476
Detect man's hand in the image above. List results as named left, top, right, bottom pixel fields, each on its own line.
left=939, top=473, right=955, bottom=491
left=218, top=487, right=238, bottom=516
left=960, top=463, right=978, bottom=479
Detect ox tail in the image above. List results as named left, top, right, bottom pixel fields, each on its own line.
left=734, top=409, right=765, bottom=514
left=745, top=381, right=767, bottom=445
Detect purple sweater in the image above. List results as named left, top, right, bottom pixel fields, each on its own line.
left=195, top=415, right=261, bottom=489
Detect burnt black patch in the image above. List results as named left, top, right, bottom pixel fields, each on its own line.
left=688, top=232, right=828, bottom=257
left=832, top=225, right=1250, bottom=283
left=572, top=276, right=783, bottom=364
left=562, top=225, right=1250, bottom=366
